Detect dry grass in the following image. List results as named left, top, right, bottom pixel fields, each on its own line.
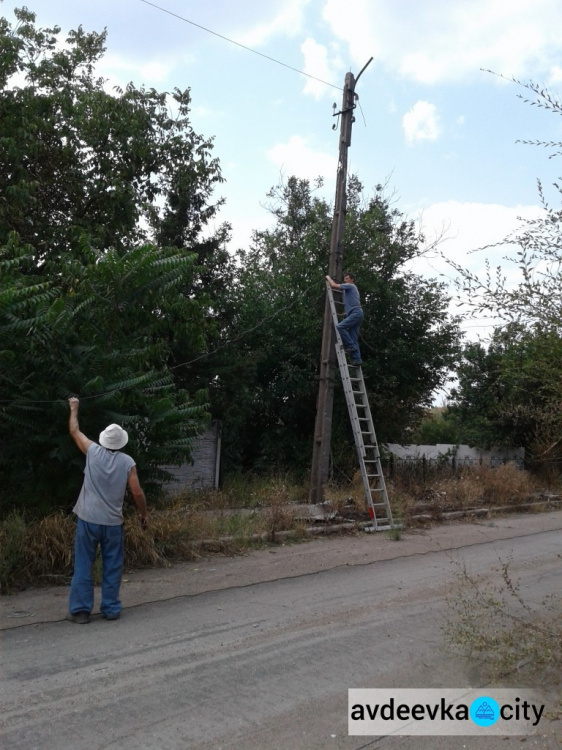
left=0, top=465, right=557, bottom=593
left=325, top=462, right=545, bottom=527
left=445, top=557, right=562, bottom=684
left=324, top=476, right=364, bottom=515
left=388, top=462, right=542, bottom=522
left=0, top=476, right=312, bottom=593
left=0, top=512, right=76, bottom=593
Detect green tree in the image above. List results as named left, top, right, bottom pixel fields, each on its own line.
left=0, top=7, right=227, bottom=512
left=343, top=176, right=462, bottom=442
left=0, top=6, right=224, bottom=263
left=447, top=325, right=562, bottom=459
left=446, top=77, right=562, bottom=466
left=448, top=77, right=562, bottom=330
left=410, top=408, right=463, bottom=445
left=213, top=176, right=462, bottom=475
left=0, top=240, right=209, bottom=513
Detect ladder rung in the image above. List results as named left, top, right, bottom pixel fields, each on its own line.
left=326, top=281, right=393, bottom=529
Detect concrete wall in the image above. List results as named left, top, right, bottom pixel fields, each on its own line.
left=385, top=444, right=525, bottom=468
left=161, top=421, right=222, bottom=491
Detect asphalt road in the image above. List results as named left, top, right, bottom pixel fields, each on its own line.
left=1, top=512, right=561, bottom=750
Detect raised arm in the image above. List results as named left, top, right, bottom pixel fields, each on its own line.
left=128, top=466, right=148, bottom=529
left=325, top=275, right=341, bottom=290
left=68, top=397, right=93, bottom=455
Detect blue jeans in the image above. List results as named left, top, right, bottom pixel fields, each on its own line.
left=337, top=307, right=364, bottom=362
left=69, top=519, right=124, bottom=617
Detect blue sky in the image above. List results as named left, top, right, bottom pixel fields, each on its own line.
left=4, top=0, right=562, bottom=342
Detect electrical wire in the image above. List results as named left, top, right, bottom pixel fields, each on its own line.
left=0, top=280, right=326, bottom=406
left=139, top=0, right=342, bottom=92
left=0, top=7, right=368, bottom=407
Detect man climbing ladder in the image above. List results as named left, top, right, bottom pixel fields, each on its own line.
left=325, top=278, right=394, bottom=531
left=325, top=272, right=363, bottom=366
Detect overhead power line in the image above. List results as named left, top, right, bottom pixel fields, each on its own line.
left=0, top=281, right=325, bottom=406
left=139, top=0, right=342, bottom=92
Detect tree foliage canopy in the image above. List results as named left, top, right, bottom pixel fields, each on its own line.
left=213, top=176, right=462, bottom=475
left=0, top=7, right=224, bottom=262
left=445, top=77, right=562, bottom=466
left=0, top=7, right=227, bottom=512
left=1, top=6, right=466, bottom=510
left=445, top=325, right=562, bottom=462
left=449, top=77, right=562, bottom=331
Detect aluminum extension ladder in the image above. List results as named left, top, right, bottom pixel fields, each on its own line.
left=327, top=282, right=394, bottom=531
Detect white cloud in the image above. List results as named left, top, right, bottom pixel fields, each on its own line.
left=409, top=200, right=543, bottom=343
left=266, top=135, right=337, bottom=180
left=229, top=214, right=274, bottom=252
left=301, top=38, right=343, bottom=99
left=98, top=53, right=175, bottom=87
left=322, top=0, right=562, bottom=84
left=403, top=101, right=441, bottom=143
left=191, top=104, right=226, bottom=121
left=237, top=0, right=312, bottom=46
left=548, top=65, right=562, bottom=84
left=413, top=199, right=542, bottom=287
left=138, top=61, right=171, bottom=83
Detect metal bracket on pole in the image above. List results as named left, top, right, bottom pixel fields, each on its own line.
left=309, top=61, right=374, bottom=505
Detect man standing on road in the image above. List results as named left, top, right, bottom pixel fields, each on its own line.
left=66, top=397, right=148, bottom=624
left=326, top=272, right=364, bottom=366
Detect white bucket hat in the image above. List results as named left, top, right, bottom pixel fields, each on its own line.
left=99, top=424, right=128, bottom=450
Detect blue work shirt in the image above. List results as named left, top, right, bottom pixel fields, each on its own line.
left=340, top=283, right=361, bottom=316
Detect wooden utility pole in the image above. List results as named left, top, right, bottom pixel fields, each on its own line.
left=309, top=61, right=372, bottom=504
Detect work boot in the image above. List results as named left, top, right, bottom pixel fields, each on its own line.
left=66, top=611, right=90, bottom=624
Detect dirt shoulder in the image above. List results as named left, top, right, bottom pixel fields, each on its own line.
left=2, top=509, right=562, bottom=631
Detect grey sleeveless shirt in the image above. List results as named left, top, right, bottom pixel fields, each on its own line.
left=73, top=443, right=135, bottom=525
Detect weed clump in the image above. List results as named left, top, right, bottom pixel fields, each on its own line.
left=0, top=475, right=313, bottom=592
left=388, top=462, right=541, bottom=521
left=0, top=513, right=26, bottom=594
left=445, top=558, right=562, bottom=684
